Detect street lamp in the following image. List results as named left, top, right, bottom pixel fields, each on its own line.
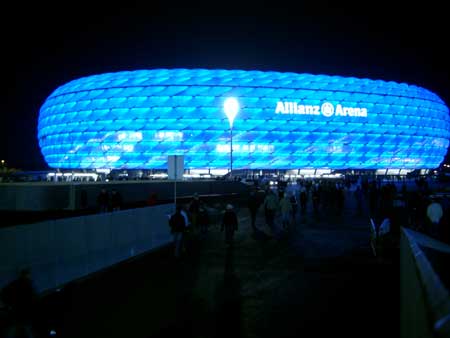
left=224, top=97, right=239, bottom=179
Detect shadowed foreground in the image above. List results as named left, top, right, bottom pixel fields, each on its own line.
left=37, top=196, right=398, bottom=338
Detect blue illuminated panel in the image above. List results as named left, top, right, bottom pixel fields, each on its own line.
left=37, top=69, right=450, bottom=169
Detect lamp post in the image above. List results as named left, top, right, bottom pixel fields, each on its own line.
left=224, top=97, right=239, bottom=180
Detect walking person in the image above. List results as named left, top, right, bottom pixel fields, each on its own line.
left=221, top=204, right=238, bottom=247
left=198, top=206, right=209, bottom=235
left=189, top=193, right=201, bottom=229
left=247, top=189, right=260, bottom=233
left=263, top=189, right=278, bottom=231
left=335, top=181, right=345, bottom=216
left=180, top=204, right=191, bottom=253
left=279, top=191, right=293, bottom=229
left=97, top=188, right=109, bottom=213
left=289, top=190, right=298, bottom=223
left=426, top=197, right=443, bottom=239
left=354, top=184, right=363, bottom=216
left=110, top=188, right=123, bottom=211
left=299, top=185, right=308, bottom=214
left=147, top=192, right=158, bottom=206
left=311, top=183, right=320, bottom=218
left=169, top=204, right=187, bottom=258
left=80, top=189, right=88, bottom=209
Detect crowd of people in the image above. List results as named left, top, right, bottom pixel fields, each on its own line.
left=243, top=176, right=450, bottom=255
left=96, top=176, right=450, bottom=260
left=362, top=177, right=450, bottom=245
left=167, top=179, right=372, bottom=260
left=96, top=188, right=123, bottom=212
left=168, top=193, right=214, bottom=258
left=287, top=176, right=450, bottom=245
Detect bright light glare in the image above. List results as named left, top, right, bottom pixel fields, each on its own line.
left=224, top=97, right=239, bottom=128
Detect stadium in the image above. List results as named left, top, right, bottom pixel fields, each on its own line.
left=37, top=69, right=450, bottom=172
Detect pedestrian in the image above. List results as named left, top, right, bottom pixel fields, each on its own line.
left=1, top=268, right=39, bottom=338
left=97, top=188, right=109, bottom=213
left=169, top=204, right=187, bottom=258
left=299, top=185, right=308, bottom=214
left=368, top=181, right=379, bottom=217
left=110, top=189, right=123, bottom=211
left=354, top=184, right=363, bottom=216
left=335, top=181, right=345, bottom=216
left=221, top=204, right=238, bottom=246
left=279, top=191, right=293, bottom=229
left=189, top=193, right=201, bottom=229
left=180, top=204, right=191, bottom=229
left=247, top=189, right=260, bottom=233
left=289, top=190, right=298, bottom=222
left=147, top=192, right=158, bottom=206
left=80, top=189, right=88, bottom=209
left=263, top=189, right=278, bottom=230
left=198, top=206, right=209, bottom=235
left=180, top=204, right=192, bottom=252
left=311, top=183, right=320, bottom=217
left=426, top=197, right=443, bottom=238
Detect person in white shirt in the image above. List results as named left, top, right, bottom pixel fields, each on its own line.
left=180, top=204, right=190, bottom=228
left=180, top=204, right=191, bottom=253
left=279, top=191, right=293, bottom=229
left=426, top=197, right=443, bottom=238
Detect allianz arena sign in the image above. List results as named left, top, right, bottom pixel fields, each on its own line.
left=275, top=101, right=368, bottom=118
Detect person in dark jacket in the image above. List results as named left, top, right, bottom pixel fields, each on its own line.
left=198, top=206, right=209, bottom=235
left=1, top=268, right=38, bottom=338
left=110, top=189, right=123, bottom=211
left=221, top=204, right=238, bottom=246
left=97, top=188, right=109, bottom=213
left=189, top=193, right=201, bottom=229
left=169, top=204, right=187, bottom=258
left=247, top=190, right=260, bottom=233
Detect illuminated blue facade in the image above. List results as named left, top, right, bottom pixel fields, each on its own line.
left=38, top=69, right=450, bottom=169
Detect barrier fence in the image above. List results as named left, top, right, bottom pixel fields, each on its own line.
left=400, top=227, right=450, bottom=338
left=0, top=204, right=175, bottom=294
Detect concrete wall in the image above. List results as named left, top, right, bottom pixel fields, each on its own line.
left=0, top=180, right=248, bottom=211
left=0, top=204, right=175, bottom=293
left=0, top=184, right=70, bottom=211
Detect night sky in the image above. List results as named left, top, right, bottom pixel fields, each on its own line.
left=2, top=1, right=449, bottom=170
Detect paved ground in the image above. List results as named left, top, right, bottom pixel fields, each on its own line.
left=36, top=192, right=399, bottom=338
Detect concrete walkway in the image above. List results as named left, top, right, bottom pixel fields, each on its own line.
left=38, top=194, right=399, bottom=338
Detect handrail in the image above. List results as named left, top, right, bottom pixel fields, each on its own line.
left=402, top=227, right=450, bottom=338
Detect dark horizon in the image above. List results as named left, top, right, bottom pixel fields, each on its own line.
left=2, top=2, right=449, bottom=170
